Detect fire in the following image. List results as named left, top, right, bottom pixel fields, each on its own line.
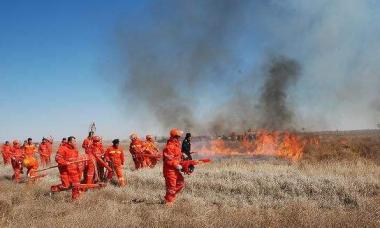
left=195, top=130, right=311, bottom=161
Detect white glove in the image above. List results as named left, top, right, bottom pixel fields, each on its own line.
left=176, top=165, right=183, bottom=171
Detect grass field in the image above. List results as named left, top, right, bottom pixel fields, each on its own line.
left=0, top=131, right=379, bottom=227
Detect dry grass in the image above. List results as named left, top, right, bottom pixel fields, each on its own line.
left=0, top=133, right=379, bottom=227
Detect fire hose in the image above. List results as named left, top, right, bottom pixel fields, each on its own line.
left=36, top=158, right=89, bottom=172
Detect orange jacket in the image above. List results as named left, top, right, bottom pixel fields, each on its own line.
left=129, top=139, right=144, bottom=155
left=1, top=144, right=12, bottom=155
left=88, top=143, right=104, bottom=158
left=144, top=141, right=159, bottom=155
left=24, top=144, right=37, bottom=157
left=163, top=138, right=182, bottom=169
left=105, top=146, right=125, bottom=166
left=39, top=142, right=50, bottom=156
left=82, top=138, right=93, bottom=153
left=55, top=143, right=79, bottom=166
left=11, top=145, right=24, bottom=160
left=47, top=139, right=53, bottom=155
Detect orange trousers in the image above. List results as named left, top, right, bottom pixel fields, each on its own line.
left=107, top=165, right=125, bottom=186
left=164, top=167, right=184, bottom=203
left=40, top=155, right=50, bottom=167
left=2, top=154, right=10, bottom=165
left=11, top=160, right=23, bottom=182
left=84, top=159, right=96, bottom=184
left=133, top=156, right=144, bottom=170
left=53, top=165, right=81, bottom=199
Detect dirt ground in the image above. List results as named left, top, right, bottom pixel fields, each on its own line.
left=0, top=131, right=379, bottom=227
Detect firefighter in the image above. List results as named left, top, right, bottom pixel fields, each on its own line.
left=181, top=133, right=192, bottom=160
left=163, top=128, right=184, bottom=205
left=1, top=141, right=12, bottom=165
left=129, top=134, right=144, bottom=169
left=23, top=138, right=38, bottom=179
left=10, top=140, right=24, bottom=183
left=38, top=138, right=50, bottom=167
left=46, top=137, right=53, bottom=164
left=51, top=136, right=81, bottom=199
left=91, top=136, right=106, bottom=181
left=82, top=131, right=94, bottom=154
left=60, top=138, right=67, bottom=146
left=144, top=135, right=160, bottom=168
left=84, top=136, right=108, bottom=184
left=24, top=138, right=37, bottom=157
left=105, top=139, right=126, bottom=187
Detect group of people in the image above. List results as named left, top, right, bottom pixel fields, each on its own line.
left=0, top=138, right=52, bottom=183
left=0, top=128, right=193, bottom=205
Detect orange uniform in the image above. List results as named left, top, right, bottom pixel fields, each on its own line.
left=82, top=137, right=93, bottom=154
left=53, top=143, right=81, bottom=199
left=1, top=143, right=12, bottom=165
left=10, top=143, right=24, bottom=182
left=105, top=145, right=125, bottom=186
left=46, top=139, right=53, bottom=163
left=23, top=143, right=38, bottom=178
left=39, top=142, right=50, bottom=167
left=143, top=140, right=159, bottom=168
left=163, top=137, right=184, bottom=203
left=84, top=142, right=105, bottom=184
left=129, top=139, right=145, bottom=169
left=24, top=143, right=37, bottom=157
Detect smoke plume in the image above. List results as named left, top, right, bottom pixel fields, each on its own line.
left=258, top=56, right=301, bottom=130
left=107, top=0, right=380, bottom=135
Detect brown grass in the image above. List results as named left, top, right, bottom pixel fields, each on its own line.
left=0, top=132, right=379, bottom=227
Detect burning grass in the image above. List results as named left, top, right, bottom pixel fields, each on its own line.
left=196, top=131, right=318, bottom=161
left=0, top=131, right=379, bottom=227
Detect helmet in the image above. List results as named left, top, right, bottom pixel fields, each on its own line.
left=13, top=140, right=19, bottom=145
left=130, top=133, right=138, bottom=140
left=93, top=136, right=101, bottom=142
left=170, top=128, right=183, bottom=138
left=146, top=135, right=154, bottom=140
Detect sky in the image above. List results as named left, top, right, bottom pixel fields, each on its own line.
left=0, top=1, right=149, bottom=141
left=1, top=0, right=380, bottom=142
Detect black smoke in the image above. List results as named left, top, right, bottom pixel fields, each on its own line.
left=257, top=56, right=301, bottom=130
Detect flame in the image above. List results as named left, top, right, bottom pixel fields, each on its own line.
left=195, top=130, right=313, bottom=161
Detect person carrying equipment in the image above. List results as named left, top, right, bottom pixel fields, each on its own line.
left=129, top=134, right=144, bottom=169
left=143, top=135, right=160, bottom=168
left=51, top=136, right=82, bottom=199
left=10, top=140, right=24, bottom=183
left=163, top=128, right=184, bottom=205
left=105, top=139, right=126, bottom=187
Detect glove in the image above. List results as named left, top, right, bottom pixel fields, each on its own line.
left=176, top=165, right=183, bottom=171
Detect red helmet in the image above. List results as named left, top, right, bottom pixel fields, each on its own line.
left=170, top=128, right=183, bottom=138
left=93, top=136, right=101, bottom=142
